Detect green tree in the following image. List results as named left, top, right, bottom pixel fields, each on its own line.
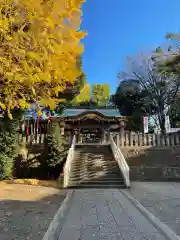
left=0, top=0, right=86, bottom=179
left=169, top=95, right=180, bottom=127
left=117, top=55, right=180, bottom=133
left=43, top=122, right=67, bottom=178
left=92, top=84, right=110, bottom=106
left=0, top=114, right=19, bottom=179
left=112, top=80, right=148, bottom=131
left=0, top=0, right=86, bottom=119
left=57, top=56, right=86, bottom=112
left=153, top=34, right=180, bottom=75
left=152, top=34, right=180, bottom=129
left=71, top=83, right=91, bottom=106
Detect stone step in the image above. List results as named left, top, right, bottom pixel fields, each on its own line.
left=71, top=167, right=121, bottom=174
left=70, top=173, right=122, bottom=177
left=69, top=176, right=124, bottom=181
left=69, top=180, right=124, bottom=183
left=71, top=173, right=120, bottom=176
left=72, top=159, right=117, bottom=163
left=75, top=152, right=112, bottom=156
left=69, top=177, right=123, bottom=182
left=72, top=163, right=119, bottom=168
left=74, top=151, right=112, bottom=154
left=72, top=162, right=119, bottom=167
left=74, top=155, right=115, bottom=159
left=67, top=183, right=125, bottom=189
left=69, top=179, right=124, bottom=183
left=69, top=177, right=123, bottom=181
left=72, top=169, right=119, bottom=172
left=70, top=168, right=120, bottom=172
left=67, top=145, right=126, bottom=188
left=74, top=157, right=113, bottom=160
left=72, top=163, right=116, bottom=166
left=69, top=171, right=122, bottom=175
left=69, top=181, right=124, bottom=186
left=68, top=181, right=125, bottom=185
left=71, top=168, right=121, bottom=172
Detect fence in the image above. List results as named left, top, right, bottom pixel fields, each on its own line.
left=18, top=133, right=46, bottom=145
left=18, top=133, right=71, bottom=145
left=18, top=129, right=180, bottom=148
left=18, top=121, right=72, bottom=145
left=112, top=131, right=180, bottom=147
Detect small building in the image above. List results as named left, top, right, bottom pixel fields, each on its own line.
left=23, top=107, right=128, bottom=143
left=53, top=107, right=127, bottom=143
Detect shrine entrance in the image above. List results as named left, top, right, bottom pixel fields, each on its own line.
left=79, top=127, right=103, bottom=144
left=71, top=118, right=104, bottom=144
left=60, top=108, right=128, bottom=144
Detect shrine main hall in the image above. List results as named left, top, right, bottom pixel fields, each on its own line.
left=56, top=108, right=127, bottom=143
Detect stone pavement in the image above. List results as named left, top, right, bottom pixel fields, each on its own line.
left=129, top=182, right=180, bottom=236
left=58, top=189, right=166, bottom=240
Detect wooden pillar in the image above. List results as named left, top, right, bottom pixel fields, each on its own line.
left=102, top=128, right=106, bottom=144
left=80, top=133, right=83, bottom=143
left=107, top=128, right=110, bottom=143
left=77, top=131, right=81, bottom=143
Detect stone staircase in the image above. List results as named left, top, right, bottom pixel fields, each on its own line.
left=68, top=145, right=125, bottom=188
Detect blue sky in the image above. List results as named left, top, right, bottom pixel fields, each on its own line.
left=81, top=0, right=180, bottom=93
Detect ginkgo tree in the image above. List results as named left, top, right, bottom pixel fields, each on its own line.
left=0, top=0, right=86, bottom=118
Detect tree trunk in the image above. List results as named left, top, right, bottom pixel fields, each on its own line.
left=157, top=103, right=166, bottom=134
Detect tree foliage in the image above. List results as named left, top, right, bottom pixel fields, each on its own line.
left=169, top=95, right=180, bottom=127
left=153, top=34, right=180, bottom=75
left=0, top=0, right=86, bottom=118
left=44, top=122, right=67, bottom=169
left=92, top=84, right=110, bottom=106
left=117, top=55, right=180, bottom=132
left=112, top=80, right=147, bottom=131
left=152, top=34, right=180, bottom=129
left=0, top=115, right=19, bottom=179
left=71, top=83, right=91, bottom=105
left=57, top=56, right=86, bottom=113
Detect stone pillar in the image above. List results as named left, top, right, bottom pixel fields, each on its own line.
left=119, top=120, right=126, bottom=147
left=120, top=127, right=124, bottom=147
left=116, top=133, right=120, bottom=146
left=60, top=121, right=65, bottom=136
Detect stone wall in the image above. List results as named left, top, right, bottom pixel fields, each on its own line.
left=130, top=166, right=180, bottom=181
left=121, top=147, right=180, bottom=181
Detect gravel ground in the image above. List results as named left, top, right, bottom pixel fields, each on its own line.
left=129, top=182, right=180, bottom=236
left=0, top=184, right=66, bottom=240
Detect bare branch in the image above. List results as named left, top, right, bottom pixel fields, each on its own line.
left=117, top=53, right=180, bottom=132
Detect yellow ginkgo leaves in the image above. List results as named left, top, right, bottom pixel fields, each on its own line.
left=0, top=0, right=86, bottom=118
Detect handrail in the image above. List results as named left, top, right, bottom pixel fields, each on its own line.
left=109, top=134, right=130, bottom=187
left=63, top=134, right=76, bottom=188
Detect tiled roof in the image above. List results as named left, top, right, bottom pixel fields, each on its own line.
left=61, top=108, right=121, bottom=117
left=24, top=106, right=121, bottom=120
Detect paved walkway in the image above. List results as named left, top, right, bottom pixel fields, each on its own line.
left=129, top=182, right=180, bottom=236
left=58, top=189, right=166, bottom=240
